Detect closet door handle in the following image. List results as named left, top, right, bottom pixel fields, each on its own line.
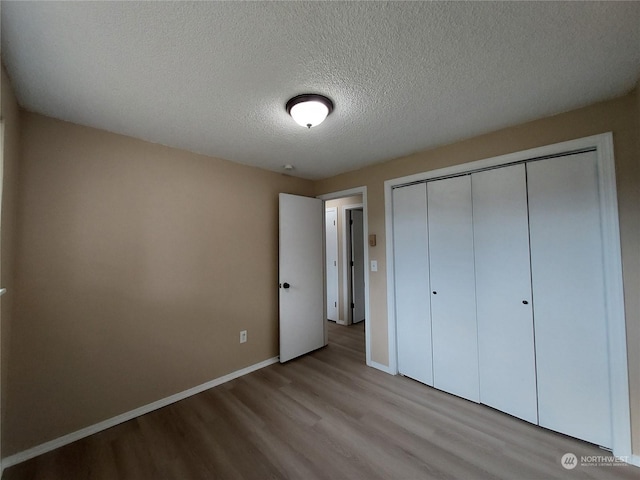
left=432, top=291, right=437, bottom=295
left=522, top=300, right=529, bottom=305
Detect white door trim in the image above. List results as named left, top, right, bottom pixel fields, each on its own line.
left=318, top=187, right=371, bottom=368
left=384, top=132, right=631, bottom=457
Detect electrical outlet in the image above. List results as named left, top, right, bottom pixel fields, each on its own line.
left=240, top=330, right=247, bottom=343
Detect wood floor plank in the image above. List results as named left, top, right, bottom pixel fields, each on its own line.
left=3, top=321, right=639, bottom=479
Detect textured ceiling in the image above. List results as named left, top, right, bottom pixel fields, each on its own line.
left=2, top=1, right=640, bottom=180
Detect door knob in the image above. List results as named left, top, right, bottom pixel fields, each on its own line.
left=522, top=300, right=529, bottom=305
left=432, top=291, right=437, bottom=295
left=283, top=282, right=290, bottom=289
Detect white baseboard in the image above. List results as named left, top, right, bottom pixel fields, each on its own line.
left=629, top=455, right=640, bottom=467
left=369, top=360, right=395, bottom=375
left=2, top=356, right=279, bottom=469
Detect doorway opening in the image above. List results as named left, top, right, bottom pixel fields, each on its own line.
left=319, top=187, right=370, bottom=366
left=346, top=207, right=365, bottom=325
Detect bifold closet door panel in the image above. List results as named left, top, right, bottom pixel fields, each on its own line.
left=527, top=151, right=612, bottom=448
left=472, top=164, right=538, bottom=424
left=427, top=175, right=479, bottom=402
left=392, top=184, right=433, bottom=385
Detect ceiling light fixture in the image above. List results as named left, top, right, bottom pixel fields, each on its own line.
left=286, top=94, right=334, bottom=129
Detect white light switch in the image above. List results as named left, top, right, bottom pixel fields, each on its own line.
left=371, top=260, right=378, bottom=272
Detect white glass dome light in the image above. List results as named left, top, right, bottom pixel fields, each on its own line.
left=290, top=101, right=328, bottom=128
left=286, top=94, right=334, bottom=129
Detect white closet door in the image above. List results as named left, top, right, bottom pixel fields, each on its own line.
left=393, top=184, right=432, bottom=385
left=428, top=175, right=479, bottom=402
left=527, top=151, right=612, bottom=448
left=472, top=165, right=538, bottom=423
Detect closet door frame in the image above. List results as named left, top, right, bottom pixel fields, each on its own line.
left=384, top=132, right=631, bottom=458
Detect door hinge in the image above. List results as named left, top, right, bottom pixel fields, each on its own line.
left=351, top=302, right=355, bottom=309
left=350, top=219, right=353, bottom=225
left=334, top=220, right=336, bottom=225
left=335, top=301, right=337, bottom=307
left=351, top=261, right=354, bottom=267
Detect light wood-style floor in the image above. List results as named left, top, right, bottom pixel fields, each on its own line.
left=4, top=321, right=638, bottom=479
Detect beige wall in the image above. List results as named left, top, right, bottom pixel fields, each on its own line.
left=325, top=195, right=362, bottom=323
left=315, top=91, right=640, bottom=453
left=4, top=112, right=313, bottom=455
left=1, top=65, right=21, bottom=459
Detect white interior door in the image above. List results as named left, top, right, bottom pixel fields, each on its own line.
left=392, top=184, right=432, bottom=386
left=527, top=152, right=612, bottom=448
left=472, top=164, right=538, bottom=423
left=350, top=209, right=365, bottom=323
left=325, top=208, right=338, bottom=321
left=428, top=175, right=479, bottom=402
left=279, top=193, right=326, bottom=363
